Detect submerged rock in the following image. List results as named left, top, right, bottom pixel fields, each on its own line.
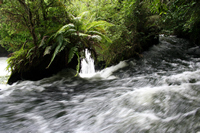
left=187, top=46, right=200, bottom=56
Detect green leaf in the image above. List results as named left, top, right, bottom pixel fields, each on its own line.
left=91, top=35, right=102, bottom=42
left=43, top=46, right=52, bottom=56
left=87, top=31, right=112, bottom=43
left=38, top=37, right=46, bottom=48
left=64, top=29, right=77, bottom=36
left=74, top=32, right=91, bottom=38
left=78, top=11, right=89, bottom=18
left=68, top=46, right=78, bottom=63
left=85, top=21, right=113, bottom=32
left=47, top=34, right=64, bottom=68
left=54, top=24, right=75, bottom=38
left=26, top=47, right=35, bottom=58
left=59, top=24, right=75, bottom=33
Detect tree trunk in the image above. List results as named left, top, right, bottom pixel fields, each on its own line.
left=17, top=0, right=38, bottom=46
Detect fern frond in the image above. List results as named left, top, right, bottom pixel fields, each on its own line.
left=55, top=24, right=75, bottom=37
left=85, top=13, right=96, bottom=26
left=26, top=46, right=35, bottom=59
left=47, top=34, right=64, bottom=68
left=64, top=29, right=77, bottom=36
left=77, top=11, right=89, bottom=20
left=85, top=21, right=113, bottom=32
left=68, top=46, right=78, bottom=63
left=39, top=36, right=48, bottom=48
left=73, top=17, right=81, bottom=24
left=43, top=46, right=52, bottom=56
left=73, top=32, right=91, bottom=38
left=87, top=31, right=112, bottom=43
left=91, top=35, right=102, bottom=42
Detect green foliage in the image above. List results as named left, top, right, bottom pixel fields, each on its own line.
left=6, top=43, right=43, bottom=73
left=148, top=0, right=168, bottom=15
left=99, top=0, right=158, bottom=65
left=44, top=11, right=113, bottom=74
left=6, top=47, right=28, bottom=72
left=149, top=0, right=200, bottom=44
left=66, top=0, right=161, bottom=66
left=1, top=0, right=71, bottom=75
left=68, top=46, right=78, bottom=64
left=0, top=0, right=70, bottom=51
left=4, top=0, right=162, bottom=78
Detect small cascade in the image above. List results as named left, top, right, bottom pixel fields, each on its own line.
left=79, top=49, right=128, bottom=79
left=0, top=57, right=9, bottom=77
left=79, top=49, right=95, bottom=77
left=0, top=57, right=10, bottom=88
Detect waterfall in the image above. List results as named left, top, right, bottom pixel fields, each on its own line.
left=79, top=49, right=95, bottom=77
left=0, top=57, right=10, bottom=87
left=79, top=49, right=128, bottom=79
left=0, top=57, right=9, bottom=77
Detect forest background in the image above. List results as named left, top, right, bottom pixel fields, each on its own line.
left=0, top=0, right=200, bottom=82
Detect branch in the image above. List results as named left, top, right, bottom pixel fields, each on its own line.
left=4, top=10, right=23, bottom=18
left=17, top=0, right=38, bottom=45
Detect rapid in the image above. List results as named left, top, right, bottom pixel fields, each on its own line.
left=0, top=36, right=200, bottom=133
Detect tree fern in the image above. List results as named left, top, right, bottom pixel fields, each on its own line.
left=46, top=11, right=113, bottom=74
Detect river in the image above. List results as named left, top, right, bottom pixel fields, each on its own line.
left=0, top=36, right=200, bottom=133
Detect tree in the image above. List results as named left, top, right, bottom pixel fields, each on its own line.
left=149, top=0, right=200, bottom=44
left=0, top=0, right=69, bottom=51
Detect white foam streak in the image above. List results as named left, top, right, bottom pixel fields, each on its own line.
left=24, top=113, right=53, bottom=133
left=80, top=61, right=128, bottom=79
left=162, top=69, right=200, bottom=84
left=0, top=85, right=13, bottom=98
left=100, top=61, right=128, bottom=79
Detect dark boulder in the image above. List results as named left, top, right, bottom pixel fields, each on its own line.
left=187, top=46, right=200, bottom=56
left=7, top=51, right=78, bottom=85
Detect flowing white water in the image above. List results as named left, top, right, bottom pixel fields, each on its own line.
left=80, top=49, right=129, bottom=79
left=0, top=36, right=200, bottom=133
left=0, top=57, right=10, bottom=90
left=80, top=49, right=96, bottom=77
left=0, top=57, right=10, bottom=87
left=0, top=57, right=9, bottom=77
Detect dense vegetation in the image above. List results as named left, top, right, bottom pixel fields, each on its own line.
left=150, top=0, right=200, bottom=45
left=0, top=0, right=200, bottom=82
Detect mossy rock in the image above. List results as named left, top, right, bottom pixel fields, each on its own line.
left=7, top=51, right=78, bottom=85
